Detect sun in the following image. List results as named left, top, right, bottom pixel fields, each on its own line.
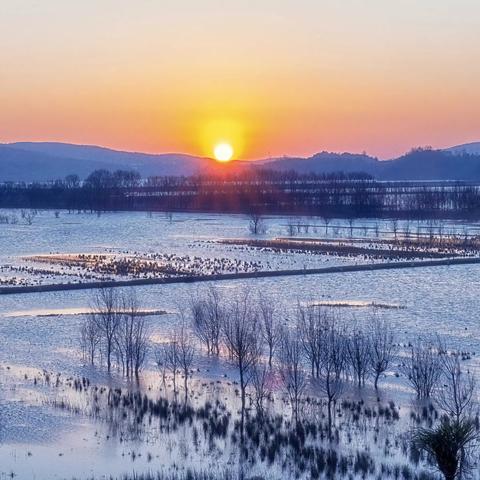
left=214, top=142, right=234, bottom=162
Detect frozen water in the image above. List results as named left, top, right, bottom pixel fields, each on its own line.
left=1, top=209, right=479, bottom=479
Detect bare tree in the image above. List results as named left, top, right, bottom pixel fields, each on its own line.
left=369, top=318, right=397, bottom=389
left=92, top=288, right=122, bottom=373
left=345, top=324, right=371, bottom=387
left=416, top=222, right=422, bottom=241
left=112, top=291, right=150, bottom=378
left=348, top=218, right=355, bottom=237
left=222, top=293, right=260, bottom=426
left=286, top=219, right=297, bottom=237
left=296, top=218, right=302, bottom=235
left=115, top=298, right=134, bottom=377
left=427, top=219, right=436, bottom=242
left=258, top=294, right=280, bottom=368
left=176, top=321, right=196, bottom=402
left=391, top=219, right=399, bottom=240
left=278, top=326, right=307, bottom=424
left=155, top=344, right=168, bottom=390
left=204, top=287, right=223, bottom=355
left=401, top=339, right=441, bottom=399
left=190, top=287, right=223, bottom=355
left=65, top=173, right=80, bottom=188
left=80, top=315, right=100, bottom=365
left=22, top=209, right=37, bottom=225
left=130, top=308, right=149, bottom=378
left=191, top=298, right=211, bottom=352
left=322, top=215, right=331, bottom=236
left=160, top=334, right=181, bottom=396
left=316, top=318, right=347, bottom=437
left=438, top=223, right=444, bottom=242
left=248, top=212, right=267, bottom=235
left=297, top=304, right=324, bottom=377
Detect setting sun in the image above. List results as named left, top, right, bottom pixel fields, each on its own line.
left=214, top=143, right=234, bottom=162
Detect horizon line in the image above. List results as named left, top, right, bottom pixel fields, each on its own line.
left=1, top=138, right=479, bottom=163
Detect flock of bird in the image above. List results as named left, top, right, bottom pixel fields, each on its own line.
left=2, top=234, right=479, bottom=288
left=0, top=251, right=265, bottom=286
left=219, top=237, right=480, bottom=263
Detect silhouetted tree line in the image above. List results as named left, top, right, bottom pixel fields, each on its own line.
left=1, top=168, right=480, bottom=218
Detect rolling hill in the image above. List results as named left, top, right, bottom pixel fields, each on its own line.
left=0, top=142, right=214, bottom=182
left=261, top=146, right=480, bottom=181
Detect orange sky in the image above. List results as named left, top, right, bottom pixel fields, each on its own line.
left=1, top=1, right=480, bottom=160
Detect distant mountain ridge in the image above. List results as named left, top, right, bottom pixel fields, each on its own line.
left=2, top=141, right=480, bottom=182
left=260, top=151, right=379, bottom=175
left=262, top=147, right=480, bottom=180
left=0, top=142, right=213, bottom=182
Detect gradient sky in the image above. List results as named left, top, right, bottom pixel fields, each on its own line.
left=1, top=0, right=480, bottom=159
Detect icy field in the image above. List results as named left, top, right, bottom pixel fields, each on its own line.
left=1, top=210, right=480, bottom=479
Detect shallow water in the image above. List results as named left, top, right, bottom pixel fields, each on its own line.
left=1, top=209, right=480, bottom=479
